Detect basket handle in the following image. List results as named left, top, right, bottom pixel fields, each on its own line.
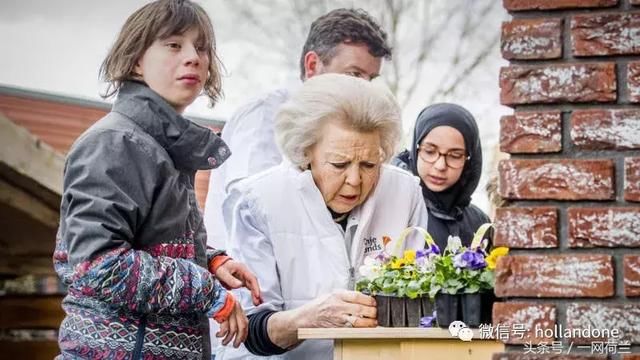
left=470, top=223, right=493, bottom=250
left=392, top=226, right=436, bottom=256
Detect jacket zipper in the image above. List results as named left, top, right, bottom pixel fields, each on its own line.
left=132, top=315, right=147, bottom=360
left=343, top=221, right=356, bottom=290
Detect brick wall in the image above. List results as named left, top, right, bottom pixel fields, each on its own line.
left=494, top=0, right=640, bottom=358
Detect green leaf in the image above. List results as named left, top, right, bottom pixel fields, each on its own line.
left=405, top=280, right=421, bottom=299
left=464, top=284, right=480, bottom=294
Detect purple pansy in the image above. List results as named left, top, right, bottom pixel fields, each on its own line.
left=416, top=244, right=440, bottom=259
left=375, top=252, right=391, bottom=263
left=427, top=243, right=441, bottom=255
left=453, top=249, right=487, bottom=270
left=419, top=311, right=437, bottom=328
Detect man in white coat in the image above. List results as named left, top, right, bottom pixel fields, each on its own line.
left=203, top=8, right=392, bottom=251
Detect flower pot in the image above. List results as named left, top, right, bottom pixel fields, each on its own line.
left=480, top=291, right=496, bottom=325
left=389, top=296, right=406, bottom=327
left=374, top=294, right=391, bottom=327
left=421, top=296, right=434, bottom=318
left=419, top=296, right=436, bottom=327
left=374, top=295, right=432, bottom=327
left=435, top=293, right=459, bottom=328
left=405, top=297, right=423, bottom=327
left=461, top=293, right=482, bottom=327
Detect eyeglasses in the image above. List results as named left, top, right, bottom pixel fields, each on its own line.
left=417, top=145, right=469, bottom=169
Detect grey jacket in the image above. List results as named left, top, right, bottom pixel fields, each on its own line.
left=54, top=81, right=231, bottom=359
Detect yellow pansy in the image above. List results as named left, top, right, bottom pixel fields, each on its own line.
left=391, top=258, right=405, bottom=269
left=403, top=250, right=416, bottom=264
left=486, top=247, right=509, bottom=270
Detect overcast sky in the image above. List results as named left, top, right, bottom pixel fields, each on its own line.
left=0, top=0, right=279, bottom=120
left=0, top=0, right=510, bottom=212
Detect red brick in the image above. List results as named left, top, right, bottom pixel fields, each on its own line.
left=571, top=109, right=640, bottom=150
left=568, top=207, right=640, bottom=247
left=495, top=207, right=558, bottom=248
left=504, top=0, right=617, bottom=11
left=493, top=354, right=606, bottom=360
left=566, top=303, right=640, bottom=344
left=626, top=157, right=640, bottom=202
left=625, top=255, right=640, bottom=297
left=492, top=302, right=556, bottom=344
left=501, top=111, right=562, bottom=153
left=502, top=18, right=562, bottom=60
left=495, top=255, right=614, bottom=298
left=572, top=13, right=640, bottom=56
left=500, top=64, right=616, bottom=105
left=629, top=62, right=640, bottom=103
left=498, top=159, right=615, bottom=200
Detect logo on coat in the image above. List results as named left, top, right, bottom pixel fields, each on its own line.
left=363, top=236, right=382, bottom=255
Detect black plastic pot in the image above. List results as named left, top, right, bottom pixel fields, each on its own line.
left=461, top=293, right=482, bottom=327
left=374, top=295, right=432, bottom=327
left=405, top=297, right=422, bottom=327
left=435, top=293, right=460, bottom=328
left=421, top=296, right=435, bottom=318
left=480, top=291, right=497, bottom=325
left=389, top=296, right=406, bottom=327
left=374, top=294, right=392, bottom=327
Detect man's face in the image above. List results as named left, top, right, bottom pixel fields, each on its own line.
left=305, top=42, right=382, bottom=81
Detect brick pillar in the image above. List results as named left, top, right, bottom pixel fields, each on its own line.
left=494, top=0, right=640, bottom=358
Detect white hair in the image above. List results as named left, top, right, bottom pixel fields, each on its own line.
left=275, top=73, right=402, bottom=168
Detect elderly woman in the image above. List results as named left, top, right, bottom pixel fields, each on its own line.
left=219, top=74, right=428, bottom=360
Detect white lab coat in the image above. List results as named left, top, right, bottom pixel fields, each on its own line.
left=204, top=86, right=296, bottom=352
left=217, top=162, right=429, bottom=360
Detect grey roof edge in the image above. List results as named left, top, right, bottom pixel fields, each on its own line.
left=0, top=83, right=226, bottom=129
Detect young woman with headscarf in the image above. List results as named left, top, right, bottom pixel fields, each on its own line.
left=393, top=103, right=490, bottom=251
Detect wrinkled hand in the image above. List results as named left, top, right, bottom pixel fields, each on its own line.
left=216, top=301, right=248, bottom=348
left=215, top=260, right=262, bottom=306
left=296, top=290, right=377, bottom=328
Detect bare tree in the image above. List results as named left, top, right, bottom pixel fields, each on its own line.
left=215, top=0, right=505, bottom=111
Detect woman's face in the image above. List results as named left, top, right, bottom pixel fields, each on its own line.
left=134, top=27, right=209, bottom=113
left=308, top=119, right=382, bottom=214
left=417, top=125, right=466, bottom=192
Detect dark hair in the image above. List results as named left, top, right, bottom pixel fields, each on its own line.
left=100, top=0, right=223, bottom=105
left=298, top=8, right=392, bottom=80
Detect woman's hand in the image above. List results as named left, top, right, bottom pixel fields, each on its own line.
left=214, top=259, right=263, bottom=306
left=265, top=290, right=378, bottom=350
left=297, top=290, right=378, bottom=328
left=216, top=300, right=249, bottom=348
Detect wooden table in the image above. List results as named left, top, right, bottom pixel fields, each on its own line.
left=298, top=327, right=504, bottom=360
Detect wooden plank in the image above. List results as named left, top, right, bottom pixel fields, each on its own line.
left=0, top=113, right=64, bottom=202
left=0, top=256, right=56, bottom=276
left=340, top=339, right=400, bottom=360
left=334, top=339, right=343, bottom=360
left=400, top=339, right=504, bottom=360
left=0, top=178, right=59, bottom=228
left=0, top=295, right=64, bottom=329
left=299, top=327, right=485, bottom=340
left=330, top=338, right=504, bottom=360
left=0, top=340, right=59, bottom=359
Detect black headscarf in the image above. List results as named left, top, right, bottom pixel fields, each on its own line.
left=401, top=103, right=483, bottom=216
